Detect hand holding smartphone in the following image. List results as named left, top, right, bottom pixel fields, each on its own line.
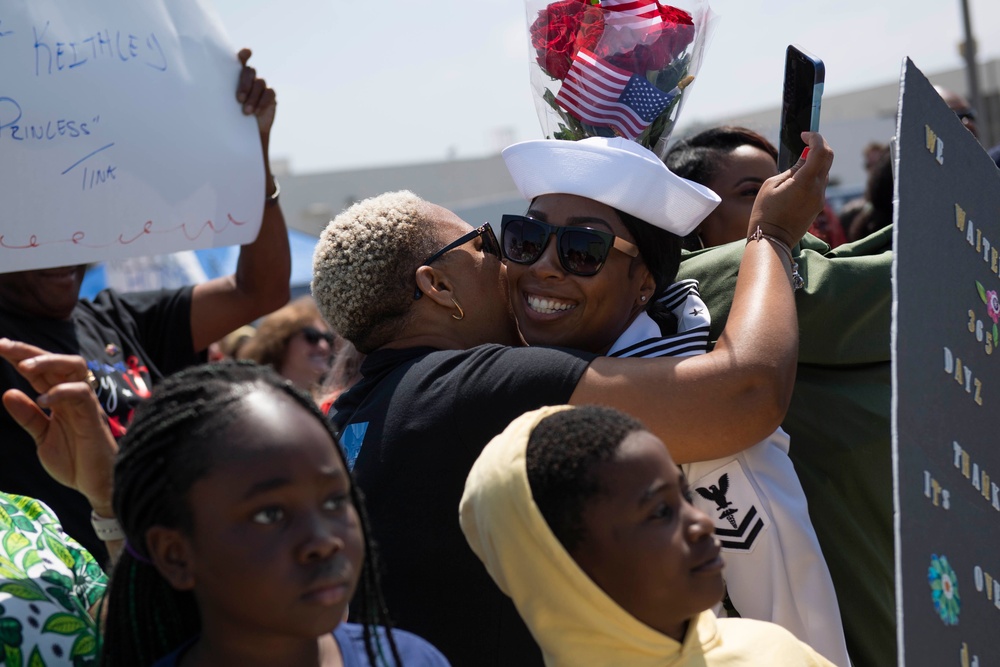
left=777, top=45, right=824, bottom=172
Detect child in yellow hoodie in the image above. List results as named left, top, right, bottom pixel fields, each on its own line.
left=460, top=405, right=837, bottom=667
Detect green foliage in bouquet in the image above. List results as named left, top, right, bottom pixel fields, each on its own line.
left=543, top=89, right=588, bottom=141
left=637, top=53, right=692, bottom=148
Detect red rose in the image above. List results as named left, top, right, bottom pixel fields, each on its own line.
left=577, top=8, right=605, bottom=52
left=599, top=3, right=694, bottom=74
left=659, top=4, right=694, bottom=26
left=637, top=5, right=694, bottom=71
left=530, top=0, right=605, bottom=80
left=599, top=43, right=641, bottom=72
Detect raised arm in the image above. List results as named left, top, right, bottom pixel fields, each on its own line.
left=570, top=133, right=833, bottom=463
left=0, top=339, right=122, bottom=563
left=190, top=48, right=291, bottom=352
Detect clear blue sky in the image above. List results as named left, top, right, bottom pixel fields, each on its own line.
left=209, top=0, right=1000, bottom=173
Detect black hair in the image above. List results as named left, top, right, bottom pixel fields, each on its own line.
left=525, top=406, right=646, bottom=552
left=848, top=150, right=894, bottom=241
left=666, top=125, right=778, bottom=185
left=100, top=361, right=401, bottom=667
left=666, top=126, right=779, bottom=251
left=615, top=207, right=683, bottom=323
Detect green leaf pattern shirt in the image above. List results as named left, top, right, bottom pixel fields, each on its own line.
left=0, top=493, right=106, bottom=667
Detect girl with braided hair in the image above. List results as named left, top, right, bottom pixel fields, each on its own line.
left=100, top=361, right=449, bottom=666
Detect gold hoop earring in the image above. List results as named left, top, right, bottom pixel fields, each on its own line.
left=451, top=298, right=465, bottom=321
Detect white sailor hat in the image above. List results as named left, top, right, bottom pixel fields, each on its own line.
left=502, top=137, right=720, bottom=236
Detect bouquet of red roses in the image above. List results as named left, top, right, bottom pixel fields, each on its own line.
left=525, top=0, right=716, bottom=158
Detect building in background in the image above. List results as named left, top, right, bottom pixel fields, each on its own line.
left=79, top=59, right=999, bottom=312
left=280, top=154, right=524, bottom=238
left=679, top=57, right=1000, bottom=193
left=280, top=59, right=999, bottom=237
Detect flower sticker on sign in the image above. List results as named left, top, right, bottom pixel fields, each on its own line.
left=525, top=0, right=717, bottom=158
left=975, top=280, right=1000, bottom=348
left=928, top=553, right=960, bottom=626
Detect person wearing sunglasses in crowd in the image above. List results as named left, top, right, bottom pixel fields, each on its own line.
left=312, top=133, right=831, bottom=667
left=498, top=137, right=849, bottom=666
left=241, top=296, right=338, bottom=401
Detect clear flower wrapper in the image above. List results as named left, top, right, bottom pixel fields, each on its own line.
left=525, top=0, right=717, bottom=158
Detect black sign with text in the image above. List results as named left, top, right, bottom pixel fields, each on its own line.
left=894, top=59, right=1000, bottom=666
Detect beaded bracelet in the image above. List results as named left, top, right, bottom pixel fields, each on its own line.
left=91, top=509, right=125, bottom=542
left=747, top=226, right=804, bottom=291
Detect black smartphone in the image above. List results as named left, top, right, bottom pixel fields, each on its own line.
left=777, top=45, right=824, bottom=171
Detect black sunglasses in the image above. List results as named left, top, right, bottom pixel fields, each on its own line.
left=954, top=107, right=977, bottom=122
left=414, top=224, right=502, bottom=299
left=300, top=326, right=336, bottom=346
left=500, top=214, right=639, bottom=277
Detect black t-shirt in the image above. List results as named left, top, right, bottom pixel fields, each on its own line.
left=0, top=287, right=201, bottom=560
left=333, top=344, right=595, bottom=667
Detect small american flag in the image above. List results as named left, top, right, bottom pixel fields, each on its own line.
left=556, top=48, right=679, bottom=139
left=601, top=0, right=663, bottom=31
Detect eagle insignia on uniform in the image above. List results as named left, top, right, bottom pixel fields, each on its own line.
left=695, top=471, right=765, bottom=551
left=696, top=473, right=739, bottom=528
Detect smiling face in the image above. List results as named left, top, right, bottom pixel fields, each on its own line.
left=504, top=194, right=654, bottom=354
left=0, top=265, right=87, bottom=320
left=570, top=430, right=724, bottom=641
left=278, top=318, right=335, bottom=393
left=696, top=145, right=779, bottom=247
left=175, top=390, right=364, bottom=640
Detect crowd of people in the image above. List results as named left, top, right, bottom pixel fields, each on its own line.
left=5, top=26, right=995, bottom=667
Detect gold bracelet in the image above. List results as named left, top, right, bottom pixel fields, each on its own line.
left=747, top=226, right=804, bottom=291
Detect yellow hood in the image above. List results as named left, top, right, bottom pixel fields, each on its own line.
left=460, top=406, right=835, bottom=667
left=459, top=406, right=718, bottom=666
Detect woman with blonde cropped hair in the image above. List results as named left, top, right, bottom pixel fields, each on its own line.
left=311, top=130, right=833, bottom=665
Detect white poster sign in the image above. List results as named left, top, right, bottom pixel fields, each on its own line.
left=0, top=0, right=263, bottom=273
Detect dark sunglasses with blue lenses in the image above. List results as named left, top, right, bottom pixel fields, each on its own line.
left=414, top=223, right=502, bottom=299
left=500, top=214, right=639, bottom=277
